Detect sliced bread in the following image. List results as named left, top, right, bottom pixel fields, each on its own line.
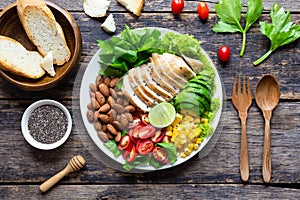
left=117, top=0, right=144, bottom=16
left=83, top=0, right=111, bottom=18
left=40, top=51, right=55, bottom=77
left=0, top=35, right=45, bottom=79
left=101, top=14, right=116, bottom=33
left=17, top=0, right=71, bottom=65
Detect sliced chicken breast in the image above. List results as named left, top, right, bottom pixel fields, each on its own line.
left=134, top=66, right=165, bottom=103
left=182, top=54, right=204, bottom=73
left=139, top=64, right=173, bottom=101
left=148, top=58, right=177, bottom=96
left=128, top=67, right=158, bottom=107
left=164, top=53, right=196, bottom=79
left=122, top=75, right=150, bottom=112
left=152, top=53, right=188, bottom=87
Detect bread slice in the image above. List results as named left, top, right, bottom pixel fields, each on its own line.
left=117, top=0, right=144, bottom=16
left=40, top=51, right=55, bottom=77
left=17, top=0, right=71, bottom=65
left=101, top=14, right=116, bottom=33
left=83, top=0, right=111, bottom=18
left=0, top=36, right=45, bottom=79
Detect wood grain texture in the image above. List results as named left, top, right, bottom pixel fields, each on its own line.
left=0, top=184, right=300, bottom=199
left=0, top=0, right=299, bottom=198
left=0, top=101, right=300, bottom=184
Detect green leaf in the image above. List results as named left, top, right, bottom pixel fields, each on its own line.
left=213, top=0, right=263, bottom=56
left=213, top=0, right=243, bottom=33
left=245, top=0, right=263, bottom=32
left=157, top=143, right=177, bottom=164
left=253, top=3, right=300, bottom=65
left=104, top=140, right=121, bottom=157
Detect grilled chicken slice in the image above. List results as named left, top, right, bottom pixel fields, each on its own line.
left=148, top=58, right=177, bottom=96
left=182, top=54, right=204, bottom=73
left=139, top=64, right=173, bottom=101
left=134, top=65, right=165, bottom=103
left=152, top=53, right=188, bottom=87
left=151, top=53, right=185, bottom=91
left=164, top=53, right=196, bottom=79
left=122, top=75, right=150, bottom=112
left=128, top=67, right=159, bottom=107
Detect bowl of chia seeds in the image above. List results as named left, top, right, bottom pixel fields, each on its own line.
left=21, top=99, right=72, bottom=150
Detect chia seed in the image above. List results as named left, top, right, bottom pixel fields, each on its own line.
left=28, top=105, right=68, bottom=144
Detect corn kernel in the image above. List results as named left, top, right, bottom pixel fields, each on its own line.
left=166, top=126, right=173, bottom=131
left=194, top=143, right=199, bottom=150
left=188, top=143, right=195, bottom=151
left=184, top=148, right=192, bottom=156
left=196, top=138, right=203, bottom=144
left=181, top=153, right=187, bottom=158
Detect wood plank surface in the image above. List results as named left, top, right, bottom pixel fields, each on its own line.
left=1, top=101, right=300, bottom=184
left=0, top=0, right=299, bottom=199
left=0, top=184, right=300, bottom=199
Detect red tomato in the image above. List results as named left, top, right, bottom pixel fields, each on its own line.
left=128, top=129, right=139, bottom=144
left=132, top=124, right=144, bottom=139
left=136, top=139, right=154, bottom=155
left=218, top=46, right=231, bottom=62
left=138, top=125, right=156, bottom=139
left=118, top=135, right=132, bottom=150
left=151, top=129, right=165, bottom=143
left=171, top=0, right=184, bottom=15
left=197, top=2, right=209, bottom=21
left=152, top=147, right=169, bottom=163
left=122, top=146, right=137, bottom=162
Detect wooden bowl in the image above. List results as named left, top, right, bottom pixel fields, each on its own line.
left=0, top=1, right=82, bottom=91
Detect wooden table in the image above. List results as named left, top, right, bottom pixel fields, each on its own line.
left=1, top=0, right=300, bottom=199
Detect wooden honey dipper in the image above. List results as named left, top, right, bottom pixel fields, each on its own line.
left=39, top=155, right=86, bottom=193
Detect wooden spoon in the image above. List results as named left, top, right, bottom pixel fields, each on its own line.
left=255, top=75, right=280, bottom=183
left=39, top=155, right=86, bottom=192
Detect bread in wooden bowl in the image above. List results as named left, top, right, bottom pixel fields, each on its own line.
left=0, top=35, right=45, bottom=79
left=17, top=0, right=71, bottom=65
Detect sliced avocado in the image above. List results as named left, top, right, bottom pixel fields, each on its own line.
left=186, top=79, right=212, bottom=93
left=174, top=91, right=210, bottom=112
left=183, top=85, right=212, bottom=104
left=175, top=102, right=206, bottom=117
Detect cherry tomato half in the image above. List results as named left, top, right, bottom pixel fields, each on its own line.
left=118, top=135, right=132, bottom=151
left=132, top=124, right=144, bottom=139
left=218, top=45, right=231, bottom=62
left=127, top=117, right=141, bottom=129
left=197, top=2, right=209, bottom=21
left=138, top=125, right=156, bottom=139
left=152, top=147, right=169, bottom=164
left=171, top=0, right=184, bottom=15
left=122, top=145, right=137, bottom=162
left=151, top=129, right=165, bottom=143
left=128, top=129, right=139, bottom=144
left=136, top=139, right=154, bottom=155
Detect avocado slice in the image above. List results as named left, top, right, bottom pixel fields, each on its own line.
left=183, top=85, right=212, bottom=104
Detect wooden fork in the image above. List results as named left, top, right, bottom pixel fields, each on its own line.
left=232, top=75, right=252, bottom=182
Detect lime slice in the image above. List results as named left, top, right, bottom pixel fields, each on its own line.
left=148, top=102, right=176, bottom=128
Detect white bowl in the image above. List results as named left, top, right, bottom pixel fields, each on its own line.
left=21, top=99, right=72, bottom=150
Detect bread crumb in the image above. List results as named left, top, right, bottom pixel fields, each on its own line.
left=84, top=0, right=111, bottom=18
left=101, top=14, right=116, bottom=33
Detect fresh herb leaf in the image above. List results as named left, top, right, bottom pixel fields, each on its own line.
left=213, top=0, right=263, bottom=56
left=123, top=155, right=151, bottom=171
left=104, top=140, right=121, bottom=157
left=157, top=143, right=177, bottom=164
left=97, top=26, right=163, bottom=76
left=253, top=3, right=300, bottom=65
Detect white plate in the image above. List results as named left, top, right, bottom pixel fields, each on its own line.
left=80, top=27, right=223, bottom=171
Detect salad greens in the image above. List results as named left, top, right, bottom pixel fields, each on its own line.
left=253, top=3, right=300, bottom=66
left=104, top=140, right=121, bottom=157
left=97, top=25, right=204, bottom=76
left=122, top=143, right=177, bottom=171
left=212, top=0, right=263, bottom=56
